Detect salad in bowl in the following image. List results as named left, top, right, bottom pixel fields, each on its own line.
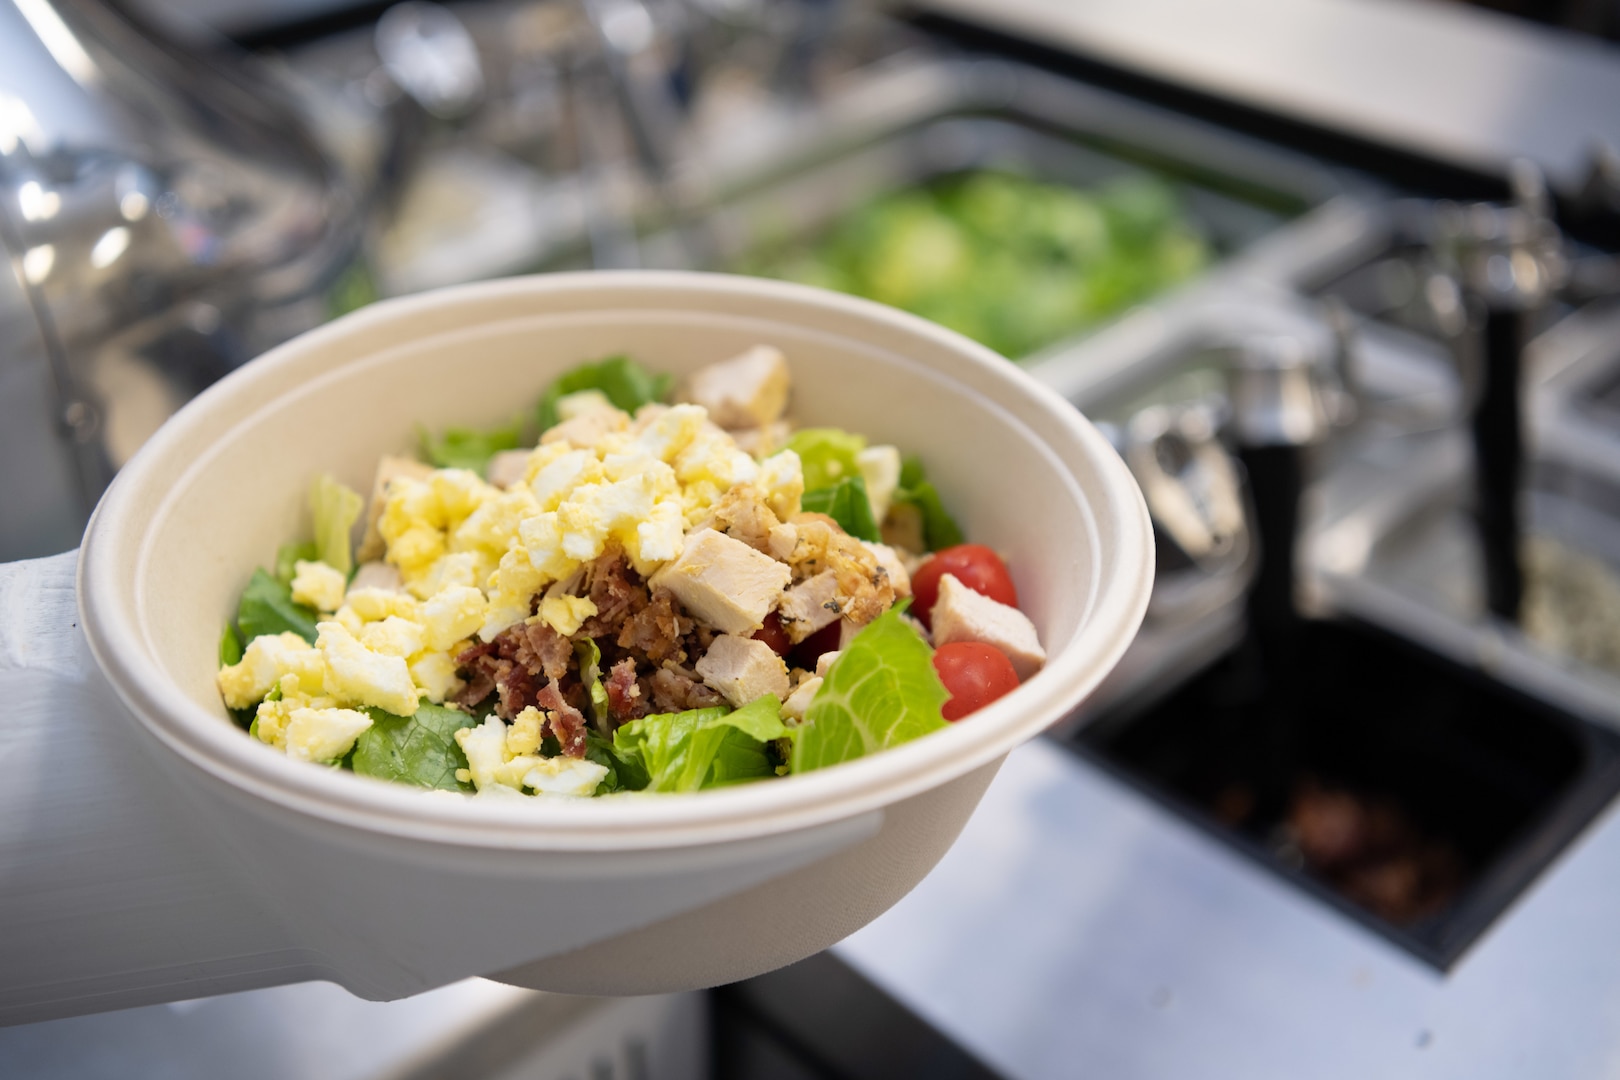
left=217, top=348, right=1047, bottom=800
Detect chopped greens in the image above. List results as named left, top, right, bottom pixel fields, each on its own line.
left=612, top=696, right=790, bottom=793
left=892, top=455, right=963, bottom=551
left=801, top=476, right=880, bottom=542
left=585, top=729, right=645, bottom=794
left=311, top=474, right=363, bottom=575
left=575, top=639, right=612, bottom=731
left=792, top=605, right=948, bottom=773
left=274, top=541, right=318, bottom=587
left=784, top=428, right=866, bottom=492
left=536, top=355, right=674, bottom=432
left=419, top=417, right=524, bottom=473
left=351, top=704, right=476, bottom=793
left=741, top=171, right=1211, bottom=359
left=219, top=623, right=244, bottom=667
left=236, top=568, right=319, bottom=645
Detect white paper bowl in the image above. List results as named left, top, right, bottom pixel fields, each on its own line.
left=77, top=272, right=1152, bottom=999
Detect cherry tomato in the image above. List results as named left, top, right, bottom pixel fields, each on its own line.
left=752, top=612, right=791, bottom=656
left=910, top=544, right=1018, bottom=630
left=787, top=619, right=842, bottom=671
left=933, top=642, right=1020, bottom=721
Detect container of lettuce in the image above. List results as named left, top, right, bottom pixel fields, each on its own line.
left=77, top=272, right=1152, bottom=1002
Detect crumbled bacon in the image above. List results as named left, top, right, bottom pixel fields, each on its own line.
left=617, top=587, right=692, bottom=665
left=648, top=664, right=726, bottom=713
left=578, top=546, right=650, bottom=639
left=536, top=678, right=588, bottom=757
left=512, top=620, right=573, bottom=681
left=455, top=621, right=574, bottom=717
left=605, top=658, right=648, bottom=722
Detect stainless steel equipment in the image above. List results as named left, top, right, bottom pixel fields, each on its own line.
left=0, top=0, right=356, bottom=560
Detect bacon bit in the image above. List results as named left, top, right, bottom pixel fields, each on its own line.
left=495, top=664, right=537, bottom=719
left=648, top=664, right=726, bottom=713
left=605, top=658, right=648, bottom=722
left=617, top=587, right=693, bottom=665
left=578, top=545, right=650, bottom=638
left=536, top=678, right=588, bottom=757
left=514, top=620, right=572, bottom=680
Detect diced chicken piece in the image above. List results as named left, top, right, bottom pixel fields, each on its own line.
left=775, top=569, right=842, bottom=644
left=485, top=449, right=531, bottom=489
left=860, top=540, right=911, bottom=598
left=348, top=561, right=404, bottom=595
left=540, top=407, right=629, bottom=449
left=649, top=529, right=792, bottom=635
left=857, top=446, right=902, bottom=522
left=358, top=455, right=435, bottom=562
left=815, top=650, right=840, bottom=677
left=781, top=676, right=822, bottom=721
left=931, top=573, right=1045, bottom=680
left=767, top=523, right=799, bottom=561
left=695, top=634, right=791, bottom=709
left=732, top=421, right=793, bottom=457
left=679, top=345, right=791, bottom=430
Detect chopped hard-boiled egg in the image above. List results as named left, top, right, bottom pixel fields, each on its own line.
left=290, top=560, right=347, bottom=613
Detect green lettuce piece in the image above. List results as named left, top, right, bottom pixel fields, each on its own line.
left=792, top=605, right=948, bottom=773
left=418, top=417, right=524, bottom=474
left=801, top=476, right=880, bottom=542
left=351, top=703, right=476, bottom=793
left=575, top=639, right=612, bottom=731
left=536, top=355, right=674, bottom=432
left=892, top=455, right=963, bottom=551
left=219, top=623, right=244, bottom=667
left=236, top=568, right=319, bottom=645
left=612, top=696, right=789, bottom=793
left=784, top=428, right=867, bottom=492
left=274, top=541, right=319, bottom=587
left=585, top=729, right=645, bottom=794
left=311, top=474, right=363, bottom=575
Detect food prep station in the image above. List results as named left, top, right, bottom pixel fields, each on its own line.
left=5, top=0, right=1620, bottom=1075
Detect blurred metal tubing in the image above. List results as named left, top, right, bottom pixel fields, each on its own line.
left=0, top=0, right=357, bottom=561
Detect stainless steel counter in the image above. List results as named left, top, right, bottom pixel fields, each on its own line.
left=836, top=736, right=1620, bottom=1078
left=910, top=0, right=1620, bottom=193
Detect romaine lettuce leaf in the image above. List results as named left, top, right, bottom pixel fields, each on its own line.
left=892, top=455, right=963, bottom=551
left=585, top=728, right=645, bottom=794
left=784, top=428, right=867, bottom=492
left=801, top=476, right=880, bottom=542
left=236, top=568, right=319, bottom=645
left=274, top=541, right=318, bottom=587
left=418, top=418, right=524, bottom=474
left=351, top=703, right=476, bottom=793
left=575, top=639, right=611, bottom=731
left=219, top=623, right=244, bottom=667
left=536, top=355, right=674, bottom=432
left=311, top=473, right=363, bottom=575
left=791, top=604, right=948, bottom=772
left=612, top=695, right=789, bottom=792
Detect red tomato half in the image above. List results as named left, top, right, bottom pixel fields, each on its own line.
left=787, top=619, right=842, bottom=671
left=933, top=642, right=1021, bottom=721
left=752, top=612, right=791, bottom=656
left=911, top=544, right=1018, bottom=630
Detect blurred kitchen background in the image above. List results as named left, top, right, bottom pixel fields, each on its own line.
left=5, top=0, right=1620, bottom=1076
